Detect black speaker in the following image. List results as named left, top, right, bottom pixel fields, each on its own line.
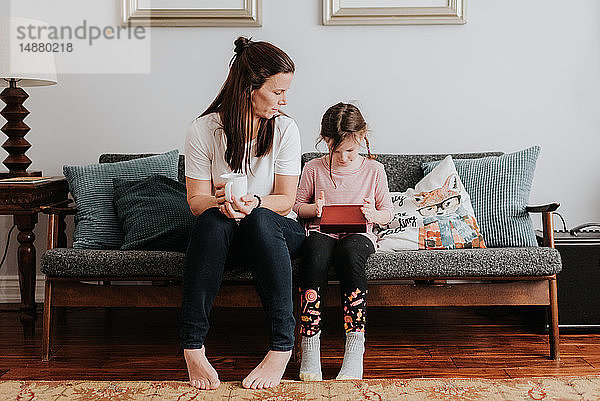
left=549, top=228, right=600, bottom=329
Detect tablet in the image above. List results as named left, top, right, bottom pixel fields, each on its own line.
left=320, top=204, right=367, bottom=233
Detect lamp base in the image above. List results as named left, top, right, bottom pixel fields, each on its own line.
left=1, top=84, right=38, bottom=177
left=0, top=170, right=42, bottom=179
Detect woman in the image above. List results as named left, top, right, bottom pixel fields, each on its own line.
left=181, top=37, right=305, bottom=391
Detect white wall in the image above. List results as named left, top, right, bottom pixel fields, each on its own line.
left=2, top=0, right=600, bottom=300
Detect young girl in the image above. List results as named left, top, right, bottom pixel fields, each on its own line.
left=293, top=103, right=393, bottom=381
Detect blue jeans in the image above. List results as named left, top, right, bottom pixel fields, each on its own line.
left=180, top=207, right=306, bottom=351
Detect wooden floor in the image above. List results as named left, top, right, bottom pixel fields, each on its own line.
left=1, top=306, right=599, bottom=381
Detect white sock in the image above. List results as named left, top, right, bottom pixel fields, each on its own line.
left=299, top=331, right=322, bottom=381
left=336, top=331, right=365, bottom=380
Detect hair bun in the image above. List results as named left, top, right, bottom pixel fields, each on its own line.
left=234, top=37, right=253, bottom=55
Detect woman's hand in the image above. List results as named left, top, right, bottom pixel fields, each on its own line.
left=231, top=194, right=259, bottom=216
left=219, top=202, right=244, bottom=220
left=361, top=197, right=377, bottom=223
left=215, top=182, right=258, bottom=219
left=214, top=182, right=242, bottom=219
left=214, top=182, right=228, bottom=206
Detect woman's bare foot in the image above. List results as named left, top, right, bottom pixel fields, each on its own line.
left=242, top=350, right=292, bottom=389
left=184, top=347, right=220, bottom=390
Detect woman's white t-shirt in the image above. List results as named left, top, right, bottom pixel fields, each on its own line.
left=185, top=112, right=302, bottom=203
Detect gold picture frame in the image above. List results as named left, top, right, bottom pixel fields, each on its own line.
left=122, top=0, right=262, bottom=27
left=323, top=0, right=466, bottom=25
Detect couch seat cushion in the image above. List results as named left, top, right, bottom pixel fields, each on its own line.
left=368, top=247, right=561, bottom=278
left=41, top=248, right=253, bottom=281
left=42, top=247, right=561, bottom=280
left=42, top=249, right=184, bottom=278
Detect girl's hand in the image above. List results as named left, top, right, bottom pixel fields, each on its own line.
left=315, top=191, right=325, bottom=218
left=361, top=197, right=377, bottom=223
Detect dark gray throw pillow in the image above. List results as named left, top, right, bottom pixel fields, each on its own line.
left=113, top=174, right=196, bottom=252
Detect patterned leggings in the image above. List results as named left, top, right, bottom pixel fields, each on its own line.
left=299, top=232, right=374, bottom=337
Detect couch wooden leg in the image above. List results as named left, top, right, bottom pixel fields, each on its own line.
left=42, top=280, right=53, bottom=361
left=549, top=278, right=560, bottom=360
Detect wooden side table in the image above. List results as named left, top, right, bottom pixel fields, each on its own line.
left=0, top=177, right=69, bottom=335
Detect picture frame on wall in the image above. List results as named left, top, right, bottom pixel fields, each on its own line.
left=323, top=0, right=466, bottom=25
left=121, top=0, right=262, bottom=27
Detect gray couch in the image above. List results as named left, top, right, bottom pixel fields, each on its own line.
left=40, top=152, right=562, bottom=361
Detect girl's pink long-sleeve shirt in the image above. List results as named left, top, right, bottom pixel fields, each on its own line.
left=293, top=155, right=393, bottom=246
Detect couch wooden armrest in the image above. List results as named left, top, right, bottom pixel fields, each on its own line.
left=41, top=200, right=76, bottom=250
left=525, top=203, right=560, bottom=213
left=41, top=200, right=77, bottom=216
left=526, top=202, right=560, bottom=248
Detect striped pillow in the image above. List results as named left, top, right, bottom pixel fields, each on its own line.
left=422, top=146, right=540, bottom=248
left=63, top=150, right=179, bottom=249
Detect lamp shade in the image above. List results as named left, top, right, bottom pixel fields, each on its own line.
left=0, top=16, right=57, bottom=87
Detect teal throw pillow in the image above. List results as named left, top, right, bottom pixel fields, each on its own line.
left=63, top=150, right=179, bottom=249
left=113, top=175, right=196, bottom=252
left=422, top=146, right=540, bottom=248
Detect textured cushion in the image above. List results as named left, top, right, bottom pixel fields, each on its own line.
left=302, top=152, right=502, bottom=192
left=100, top=154, right=186, bottom=184
left=63, top=150, right=179, bottom=249
left=41, top=248, right=256, bottom=281
left=368, top=248, right=561, bottom=278
left=41, top=247, right=561, bottom=279
left=113, top=175, right=196, bottom=252
left=422, top=146, right=540, bottom=248
left=375, top=155, right=485, bottom=251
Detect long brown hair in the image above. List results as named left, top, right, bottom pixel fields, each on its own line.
left=318, top=102, right=373, bottom=186
left=201, top=37, right=295, bottom=173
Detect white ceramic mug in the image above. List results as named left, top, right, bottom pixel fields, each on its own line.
left=220, top=173, right=248, bottom=205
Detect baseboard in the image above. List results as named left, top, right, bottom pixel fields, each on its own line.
left=0, top=275, right=45, bottom=303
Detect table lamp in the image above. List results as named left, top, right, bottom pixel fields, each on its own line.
left=0, top=16, right=57, bottom=178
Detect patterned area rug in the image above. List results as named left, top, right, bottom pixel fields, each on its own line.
left=1, top=377, right=600, bottom=400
